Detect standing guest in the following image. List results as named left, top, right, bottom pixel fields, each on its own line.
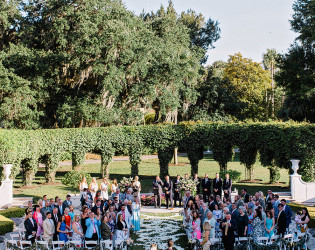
left=92, top=200, right=104, bottom=215
left=116, top=214, right=128, bottom=241
left=50, top=199, right=55, bottom=210
left=173, top=175, right=182, bottom=207
left=184, top=191, right=194, bottom=209
left=226, top=199, right=232, bottom=213
left=37, top=199, right=43, bottom=209
left=81, top=206, right=89, bottom=235
left=51, top=207, right=59, bottom=241
left=231, top=203, right=239, bottom=222
left=33, top=205, right=43, bottom=239
left=299, top=207, right=310, bottom=232
left=223, top=173, right=232, bottom=199
left=194, top=195, right=202, bottom=210
left=72, top=215, right=84, bottom=247
left=276, top=204, right=287, bottom=236
left=201, top=173, right=211, bottom=203
left=235, top=195, right=244, bottom=209
left=241, top=188, right=250, bottom=203
left=191, top=211, right=202, bottom=240
left=106, top=205, right=116, bottom=233
left=237, top=206, right=248, bottom=237
left=101, top=215, right=112, bottom=240
left=68, top=205, right=75, bottom=221
left=222, top=207, right=230, bottom=220
left=264, top=210, right=275, bottom=239
left=41, top=201, right=51, bottom=220
left=126, top=200, right=133, bottom=215
left=204, top=211, right=216, bottom=239
left=167, top=239, right=174, bottom=250
left=57, top=199, right=63, bottom=217
left=252, top=209, right=263, bottom=243
left=113, top=197, right=122, bottom=212
left=193, top=173, right=201, bottom=194
left=64, top=208, right=72, bottom=235
left=89, top=177, right=98, bottom=202
left=213, top=204, right=222, bottom=231
left=79, top=176, right=88, bottom=195
left=132, top=176, right=141, bottom=200
left=265, top=190, right=273, bottom=203
left=43, top=212, right=55, bottom=243
left=85, top=212, right=101, bottom=242
left=111, top=179, right=118, bottom=195
left=213, top=173, right=222, bottom=199
left=247, top=196, right=255, bottom=210
left=25, top=201, right=33, bottom=215
left=273, top=194, right=280, bottom=219
left=247, top=208, right=254, bottom=236
left=200, top=203, right=210, bottom=224
left=111, top=188, right=124, bottom=202
left=42, top=195, right=48, bottom=207
left=220, top=213, right=236, bottom=250
left=62, top=194, right=72, bottom=213
left=100, top=177, right=109, bottom=201
left=255, top=192, right=266, bottom=211
left=281, top=199, right=292, bottom=229
left=200, top=222, right=211, bottom=250
left=124, top=188, right=134, bottom=202
left=24, top=211, right=37, bottom=243
left=132, top=198, right=141, bottom=231
left=57, top=215, right=68, bottom=244
left=152, top=176, right=163, bottom=208
left=208, top=195, right=216, bottom=212
left=163, top=175, right=173, bottom=209
left=215, top=195, right=222, bottom=206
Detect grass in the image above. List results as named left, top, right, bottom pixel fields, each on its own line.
left=13, top=153, right=290, bottom=201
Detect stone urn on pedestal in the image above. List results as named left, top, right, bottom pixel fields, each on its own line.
left=0, top=164, right=13, bottom=208
left=3, top=164, right=13, bottom=180
left=290, top=159, right=300, bottom=175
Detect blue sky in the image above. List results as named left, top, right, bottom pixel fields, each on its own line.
left=123, top=0, right=297, bottom=65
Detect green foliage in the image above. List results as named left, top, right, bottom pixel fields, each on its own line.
left=61, top=171, right=92, bottom=190
left=219, top=170, right=242, bottom=181
left=0, top=208, right=25, bottom=218
left=0, top=215, right=14, bottom=235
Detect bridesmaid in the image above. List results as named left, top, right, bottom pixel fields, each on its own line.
left=79, top=176, right=88, bottom=195
left=89, top=177, right=98, bottom=202
left=264, top=210, right=275, bottom=238
left=131, top=198, right=141, bottom=231
left=33, top=205, right=43, bottom=239
left=111, top=179, right=118, bottom=195
left=100, top=177, right=109, bottom=201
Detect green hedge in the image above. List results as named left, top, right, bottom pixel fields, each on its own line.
left=0, top=208, right=25, bottom=218
left=0, top=215, right=14, bottom=235
left=0, top=122, right=314, bottom=185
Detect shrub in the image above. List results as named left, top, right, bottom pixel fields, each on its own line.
left=219, top=169, right=242, bottom=181
left=0, top=215, right=14, bottom=235
left=0, top=208, right=25, bottom=218
left=61, top=171, right=92, bottom=191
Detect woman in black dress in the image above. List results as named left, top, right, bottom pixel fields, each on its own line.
left=237, top=206, right=249, bottom=237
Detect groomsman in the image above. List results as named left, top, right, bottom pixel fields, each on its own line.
left=163, top=175, right=173, bottom=209
left=173, top=175, right=182, bottom=207
left=201, top=173, right=211, bottom=202
left=152, top=176, right=163, bottom=208
left=213, top=173, right=222, bottom=199
left=193, top=173, right=201, bottom=194
left=223, top=173, right=232, bottom=199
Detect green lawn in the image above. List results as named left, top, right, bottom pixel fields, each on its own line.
left=13, top=153, right=290, bottom=201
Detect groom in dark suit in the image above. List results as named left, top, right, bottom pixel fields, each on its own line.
left=201, top=173, right=211, bottom=202
left=152, top=176, right=163, bottom=208
left=163, top=175, right=173, bottom=209
left=173, top=175, right=182, bottom=207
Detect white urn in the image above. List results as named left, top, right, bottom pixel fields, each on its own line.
left=3, top=164, right=13, bottom=181
left=290, top=159, right=300, bottom=175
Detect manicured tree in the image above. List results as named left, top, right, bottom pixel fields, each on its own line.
left=158, top=147, right=174, bottom=177
left=21, top=158, right=37, bottom=186
left=41, top=154, right=60, bottom=183
left=71, top=152, right=86, bottom=171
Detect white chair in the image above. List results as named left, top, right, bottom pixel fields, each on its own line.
left=18, top=228, right=25, bottom=239
left=19, top=240, right=32, bottom=249
left=257, top=236, right=269, bottom=244
left=52, top=240, right=65, bottom=250
left=85, top=240, right=98, bottom=249
left=5, top=239, right=18, bottom=249
left=10, top=233, right=20, bottom=241
left=238, top=237, right=248, bottom=241
left=68, top=240, right=82, bottom=248
left=114, top=239, right=127, bottom=250
left=283, top=234, right=294, bottom=250
left=36, top=240, right=49, bottom=248
left=100, top=239, right=113, bottom=250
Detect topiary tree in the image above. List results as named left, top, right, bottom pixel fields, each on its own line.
left=158, top=147, right=174, bottom=177
left=62, top=170, right=92, bottom=192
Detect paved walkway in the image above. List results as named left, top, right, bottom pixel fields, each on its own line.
left=140, top=206, right=182, bottom=214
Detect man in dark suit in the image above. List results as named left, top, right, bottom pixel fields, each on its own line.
left=62, top=195, right=72, bottom=213
left=163, top=175, right=173, bottom=209
left=223, top=173, right=232, bottom=200
left=51, top=207, right=59, bottom=241
left=184, top=191, right=194, bottom=209
left=25, top=201, right=33, bottom=215
left=220, top=213, right=237, bottom=250
left=40, top=201, right=52, bottom=220
left=208, top=195, right=216, bottom=211
left=213, top=173, right=222, bottom=199
left=281, top=199, right=292, bottom=229
left=201, top=173, right=211, bottom=202
left=231, top=203, right=239, bottom=222
left=152, top=176, right=163, bottom=208
left=193, top=173, right=201, bottom=195
left=276, top=204, right=287, bottom=236
left=113, top=197, right=122, bottom=212
left=92, top=199, right=104, bottom=215
left=24, top=211, right=37, bottom=243
left=241, top=188, right=250, bottom=203
left=55, top=199, right=63, bottom=217
left=173, top=175, right=182, bottom=207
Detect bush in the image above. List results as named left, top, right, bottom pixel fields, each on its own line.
left=219, top=169, right=242, bottom=181
left=0, top=215, right=14, bottom=235
left=61, top=171, right=92, bottom=190
left=0, top=208, right=25, bottom=218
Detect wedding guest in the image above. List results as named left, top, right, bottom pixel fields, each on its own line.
left=191, top=211, right=202, bottom=240
left=24, top=211, right=37, bottom=243
left=85, top=212, right=101, bottom=242
left=213, top=204, right=222, bottom=231
left=56, top=199, right=63, bottom=216
left=241, top=188, right=250, bottom=203
left=111, top=179, right=118, bottom=195
left=231, top=203, right=239, bottom=222
left=68, top=205, right=75, bottom=221
left=124, top=188, right=134, bottom=202
left=204, top=211, right=216, bottom=238
left=264, top=210, right=275, bottom=238
left=131, top=198, right=141, bottom=231
left=50, top=199, right=55, bottom=210
left=57, top=215, right=68, bottom=244
left=255, top=192, right=265, bottom=210
left=100, top=177, right=109, bottom=201
left=273, top=194, right=280, bottom=219
left=79, top=176, right=88, bottom=195
left=42, top=195, right=48, bottom=207
left=201, top=173, right=211, bottom=202
left=92, top=200, right=104, bottom=215
left=81, top=206, right=89, bottom=235
left=43, top=212, right=55, bottom=242
left=41, top=201, right=51, bottom=220
left=101, top=215, right=112, bottom=240
left=25, top=201, right=33, bottom=215
left=89, top=177, right=98, bottom=201
left=72, top=215, right=84, bottom=247
left=116, top=214, right=128, bottom=241
left=265, top=190, right=273, bottom=203
left=299, top=207, right=310, bottom=232
left=247, top=208, right=254, bottom=236
left=173, top=175, right=182, bottom=207
left=281, top=199, right=292, bottom=229
left=223, top=173, right=232, bottom=199
left=152, top=176, right=163, bottom=208
left=111, top=188, right=124, bottom=202
left=163, top=175, right=173, bottom=209
left=33, top=205, right=44, bottom=238
left=200, top=203, right=210, bottom=224
left=237, top=206, right=248, bottom=237
left=193, top=173, right=201, bottom=194
left=184, top=191, right=194, bottom=209
left=167, top=239, right=174, bottom=250
left=38, top=199, right=43, bottom=209
left=208, top=195, right=216, bottom=212
left=276, top=204, right=287, bottom=236
left=235, top=194, right=244, bottom=209
left=62, top=194, right=72, bottom=213
left=220, top=213, right=236, bottom=250
left=200, top=222, right=211, bottom=250
left=51, top=207, right=59, bottom=240
left=106, top=205, right=116, bottom=233
left=213, top=173, right=222, bottom=199
left=252, top=209, right=263, bottom=243
left=64, top=207, right=72, bottom=235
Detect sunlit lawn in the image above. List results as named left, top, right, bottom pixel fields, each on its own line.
left=13, top=153, right=290, bottom=201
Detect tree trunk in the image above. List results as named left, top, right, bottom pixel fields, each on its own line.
left=271, top=63, right=275, bottom=118
left=246, top=166, right=254, bottom=181
left=173, top=148, right=178, bottom=164
left=158, top=148, right=174, bottom=177
left=219, top=163, right=227, bottom=172
left=190, top=161, right=198, bottom=176
left=45, top=170, right=56, bottom=183
left=131, top=164, right=139, bottom=177
left=268, top=165, right=280, bottom=183
left=101, top=150, right=114, bottom=178
left=72, top=152, right=86, bottom=170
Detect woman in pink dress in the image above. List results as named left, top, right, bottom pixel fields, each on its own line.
left=33, top=205, right=43, bottom=238
left=191, top=211, right=202, bottom=240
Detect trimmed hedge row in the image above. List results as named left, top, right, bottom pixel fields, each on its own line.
left=0, top=208, right=25, bottom=218
left=0, top=215, right=14, bottom=235
left=0, top=122, right=314, bottom=185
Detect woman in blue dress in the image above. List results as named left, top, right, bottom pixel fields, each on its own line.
left=264, top=211, right=274, bottom=238
left=131, top=198, right=140, bottom=231
left=57, top=215, right=68, bottom=243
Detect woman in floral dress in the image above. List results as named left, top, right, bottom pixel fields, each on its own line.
left=191, top=211, right=202, bottom=240
left=252, top=209, right=263, bottom=243
left=247, top=208, right=254, bottom=236
left=33, top=205, right=43, bottom=238
left=212, top=204, right=222, bottom=231
left=72, top=215, right=83, bottom=247
left=106, top=205, right=116, bottom=233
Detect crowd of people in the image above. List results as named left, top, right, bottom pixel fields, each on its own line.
left=23, top=176, right=141, bottom=248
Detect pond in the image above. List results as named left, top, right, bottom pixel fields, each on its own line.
left=130, top=218, right=188, bottom=249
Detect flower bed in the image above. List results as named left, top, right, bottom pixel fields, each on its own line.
left=140, top=193, right=166, bottom=206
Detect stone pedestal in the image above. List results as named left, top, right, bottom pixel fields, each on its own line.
left=0, top=164, right=13, bottom=208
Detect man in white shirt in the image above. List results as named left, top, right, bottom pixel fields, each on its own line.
left=43, top=212, right=55, bottom=242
